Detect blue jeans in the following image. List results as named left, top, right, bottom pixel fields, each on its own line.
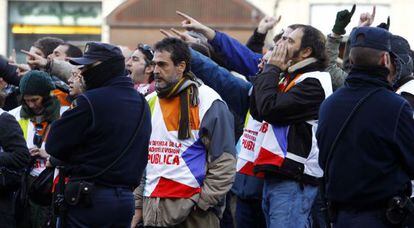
left=262, top=177, right=317, bottom=228
left=65, top=186, right=134, bottom=228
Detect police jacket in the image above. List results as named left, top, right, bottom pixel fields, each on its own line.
left=317, top=66, right=414, bottom=208
left=46, top=76, right=151, bottom=188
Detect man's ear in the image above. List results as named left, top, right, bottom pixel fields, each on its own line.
left=300, top=47, right=312, bottom=59
left=176, top=61, right=186, bottom=74
left=145, top=64, right=154, bottom=75
left=380, top=52, right=391, bottom=67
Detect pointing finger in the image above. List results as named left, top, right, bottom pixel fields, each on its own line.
left=350, top=4, right=356, bottom=15
left=371, top=5, right=376, bottom=19
left=176, top=11, right=194, bottom=21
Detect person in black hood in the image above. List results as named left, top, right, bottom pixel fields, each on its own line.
left=46, top=42, right=151, bottom=227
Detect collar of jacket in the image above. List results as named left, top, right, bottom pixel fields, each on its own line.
left=287, top=57, right=318, bottom=74
left=346, top=65, right=393, bottom=90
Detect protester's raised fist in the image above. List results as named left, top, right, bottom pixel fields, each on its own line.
left=257, top=16, right=282, bottom=34
left=21, top=49, right=47, bottom=69
left=176, top=11, right=216, bottom=41
left=359, top=5, right=376, bottom=27
left=377, top=16, right=390, bottom=31
left=332, top=4, right=356, bottom=35
left=160, top=28, right=199, bottom=44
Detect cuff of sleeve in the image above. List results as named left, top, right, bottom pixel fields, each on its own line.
left=263, top=64, right=282, bottom=75
left=196, top=197, right=211, bottom=211
left=208, top=30, right=222, bottom=48
left=327, top=34, right=343, bottom=42
left=254, top=28, right=267, bottom=38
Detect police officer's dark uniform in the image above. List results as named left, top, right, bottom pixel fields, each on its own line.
left=46, top=42, right=151, bottom=227
left=317, top=27, right=414, bottom=227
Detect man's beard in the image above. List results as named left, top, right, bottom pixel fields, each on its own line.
left=154, top=74, right=180, bottom=95
left=288, top=48, right=301, bottom=65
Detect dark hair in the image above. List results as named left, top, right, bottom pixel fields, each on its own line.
left=349, top=47, right=384, bottom=66
left=137, top=43, right=154, bottom=64
left=137, top=44, right=155, bottom=82
left=154, top=38, right=191, bottom=73
left=295, top=24, right=328, bottom=69
left=33, top=37, right=64, bottom=57
left=62, top=43, right=83, bottom=58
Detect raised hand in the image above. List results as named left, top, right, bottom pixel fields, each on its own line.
left=21, top=49, right=47, bottom=69
left=359, top=5, right=376, bottom=27
left=377, top=16, right=390, bottom=30
left=176, top=11, right=216, bottom=40
left=9, top=63, right=30, bottom=77
left=8, top=49, right=16, bottom=64
left=257, top=16, right=282, bottom=34
left=332, top=4, right=356, bottom=35
left=160, top=28, right=199, bottom=43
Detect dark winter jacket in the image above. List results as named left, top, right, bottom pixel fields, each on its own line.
left=46, top=76, right=151, bottom=188
left=317, top=66, right=414, bottom=208
left=0, top=111, right=30, bottom=170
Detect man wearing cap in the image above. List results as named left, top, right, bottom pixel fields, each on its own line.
left=317, top=27, right=414, bottom=227
left=8, top=70, right=67, bottom=228
left=45, top=42, right=151, bottom=227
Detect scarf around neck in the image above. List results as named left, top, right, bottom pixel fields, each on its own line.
left=20, top=96, right=61, bottom=123
left=157, top=72, right=201, bottom=140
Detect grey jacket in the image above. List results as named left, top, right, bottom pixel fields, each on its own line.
left=46, top=59, right=75, bottom=82
left=325, top=34, right=348, bottom=90
left=134, top=99, right=236, bottom=227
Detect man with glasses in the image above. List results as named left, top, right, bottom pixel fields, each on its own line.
left=126, top=44, right=156, bottom=96
left=46, top=42, right=151, bottom=227
left=8, top=70, right=68, bottom=228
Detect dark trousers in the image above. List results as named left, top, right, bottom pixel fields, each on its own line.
left=334, top=209, right=399, bottom=228
left=220, top=192, right=235, bottom=228
left=235, top=197, right=265, bottom=228
left=312, top=188, right=328, bottom=228
left=65, top=186, right=134, bottom=228
left=0, top=192, right=16, bottom=228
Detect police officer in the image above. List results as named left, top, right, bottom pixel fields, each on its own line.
left=317, top=27, right=414, bottom=227
left=46, top=42, right=151, bottom=227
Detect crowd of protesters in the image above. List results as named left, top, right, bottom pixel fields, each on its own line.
left=0, top=4, right=413, bottom=228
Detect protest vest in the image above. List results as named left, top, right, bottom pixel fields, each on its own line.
left=144, top=84, right=221, bottom=198
left=396, top=79, right=414, bottom=95
left=9, top=106, right=68, bottom=176
left=253, top=71, right=332, bottom=181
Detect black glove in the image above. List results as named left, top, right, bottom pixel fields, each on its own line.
left=332, top=4, right=356, bottom=35
left=377, top=16, right=390, bottom=31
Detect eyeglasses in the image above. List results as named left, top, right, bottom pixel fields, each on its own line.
left=137, top=43, right=154, bottom=63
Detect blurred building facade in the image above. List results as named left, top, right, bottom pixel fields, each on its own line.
left=107, top=0, right=264, bottom=48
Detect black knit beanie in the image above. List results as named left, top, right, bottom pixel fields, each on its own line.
left=19, top=70, right=55, bottom=96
